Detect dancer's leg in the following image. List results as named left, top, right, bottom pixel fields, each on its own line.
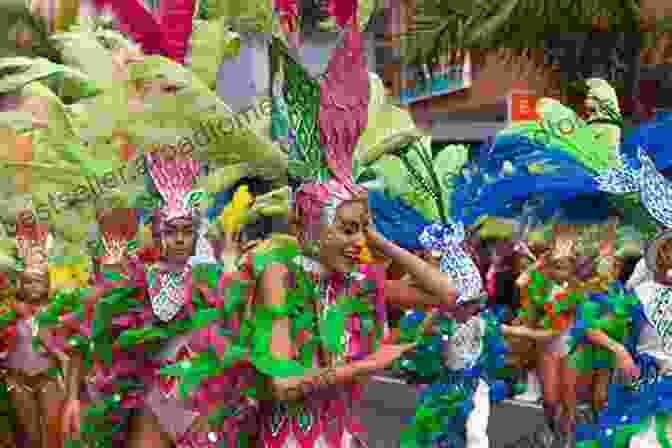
left=540, top=351, right=561, bottom=428
left=559, top=358, right=577, bottom=447
left=127, top=409, right=173, bottom=448
left=9, top=384, right=41, bottom=447
left=38, top=380, right=66, bottom=448
left=592, top=368, right=610, bottom=413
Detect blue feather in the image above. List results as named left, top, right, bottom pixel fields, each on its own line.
left=368, top=191, right=431, bottom=250
left=451, top=135, right=611, bottom=224
left=622, top=120, right=672, bottom=171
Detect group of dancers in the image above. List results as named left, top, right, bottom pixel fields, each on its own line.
left=1, top=0, right=672, bottom=447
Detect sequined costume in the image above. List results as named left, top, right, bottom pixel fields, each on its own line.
left=573, top=278, right=672, bottom=448
left=244, top=238, right=388, bottom=448
left=242, top=1, right=387, bottom=445
left=393, top=223, right=508, bottom=448
left=37, top=155, right=258, bottom=448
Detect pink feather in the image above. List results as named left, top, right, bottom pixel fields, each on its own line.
left=327, top=0, right=358, bottom=28
left=93, top=0, right=196, bottom=64
left=158, top=0, right=196, bottom=64
left=275, top=0, right=299, bottom=17
left=318, top=25, right=369, bottom=191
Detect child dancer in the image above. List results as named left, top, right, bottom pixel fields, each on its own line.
left=511, top=220, right=622, bottom=448
left=0, top=209, right=89, bottom=448
left=395, top=221, right=509, bottom=448
left=575, top=147, right=672, bottom=447
left=56, top=153, right=258, bottom=448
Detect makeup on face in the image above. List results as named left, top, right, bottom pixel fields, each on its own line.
left=319, top=201, right=368, bottom=273
left=161, top=218, right=195, bottom=260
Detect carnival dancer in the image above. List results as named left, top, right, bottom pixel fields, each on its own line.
left=54, top=151, right=259, bottom=448
left=0, top=207, right=90, bottom=448
left=392, top=222, right=509, bottom=448
left=362, top=136, right=511, bottom=447
left=484, top=212, right=546, bottom=404
left=572, top=142, right=672, bottom=447
left=507, top=219, right=625, bottom=448
left=159, top=3, right=467, bottom=446
left=241, top=156, right=465, bottom=448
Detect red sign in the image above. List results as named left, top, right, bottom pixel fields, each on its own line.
left=509, top=92, right=540, bottom=122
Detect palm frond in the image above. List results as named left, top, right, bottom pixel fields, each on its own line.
left=0, top=5, right=63, bottom=62
left=404, top=0, right=666, bottom=65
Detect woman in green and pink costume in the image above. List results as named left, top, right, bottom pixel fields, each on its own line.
left=37, top=151, right=259, bottom=448
left=160, top=2, right=466, bottom=448
left=212, top=1, right=462, bottom=447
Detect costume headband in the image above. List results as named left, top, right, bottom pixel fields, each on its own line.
left=598, top=147, right=672, bottom=279
left=272, top=0, right=369, bottom=242
left=146, top=152, right=204, bottom=224
left=419, top=222, right=484, bottom=305
left=16, top=213, right=50, bottom=275
left=95, top=208, right=138, bottom=266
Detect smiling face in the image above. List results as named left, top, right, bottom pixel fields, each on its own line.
left=547, top=255, right=576, bottom=284
left=317, top=200, right=368, bottom=273
left=161, top=218, right=195, bottom=263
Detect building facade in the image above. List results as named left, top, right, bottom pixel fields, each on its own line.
left=376, top=0, right=672, bottom=146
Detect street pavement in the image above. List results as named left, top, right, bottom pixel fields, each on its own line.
left=360, top=376, right=547, bottom=448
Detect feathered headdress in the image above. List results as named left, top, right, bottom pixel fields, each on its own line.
left=0, top=202, right=90, bottom=291
left=273, top=0, right=374, bottom=48
left=94, top=207, right=138, bottom=266
left=363, top=135, right=485, bottom=303
left=597, top=145, right=672, bottom=281
left=145, top=151, right=203, bottom=225
left=272, top=0, right=372, bottom=245
left=15, top=212, right=50, bottom=275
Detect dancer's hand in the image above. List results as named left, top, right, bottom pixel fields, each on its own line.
left=599, top=220, right=618, bottom=257
left=616, top=350, right=640, bottom=379
left=364, top=227, right=388, bottom=260
left=220, top=231, right=243, bottom=262
left=359, top=343, right=417, bottom=372
left=62, top=398, right=82, bottom=437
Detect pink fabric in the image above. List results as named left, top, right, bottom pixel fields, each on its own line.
left=327, top=0, right=358, bottom=28
left=159, top=0, right=196, bottom=64
left=260, top=264, right=385, bottom=448
left=4, top=319, right=52, bottom=374
left=486, top=268, right=497, bottom=301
